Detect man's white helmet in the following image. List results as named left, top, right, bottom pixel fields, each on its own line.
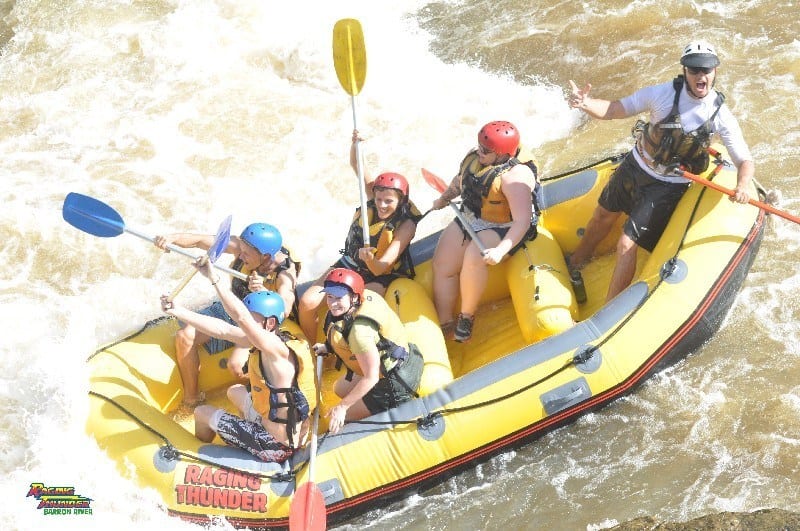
left=680, top=41, right=720, bottom=68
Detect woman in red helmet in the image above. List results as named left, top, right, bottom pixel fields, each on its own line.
left=431, top=121, right=540, bottom=343
left=299, top=130, right=422, bottom=343
left=311, top=268, right=424, bottom=434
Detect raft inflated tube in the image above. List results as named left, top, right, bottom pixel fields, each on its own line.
left=383, top=277, right=453, bottom=396
left=506, top=225, right=577, bottom=343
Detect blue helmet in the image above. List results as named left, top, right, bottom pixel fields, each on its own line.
left=242, top=291, right=286, bottom=324
left=240, top=223, right=282, bottom=256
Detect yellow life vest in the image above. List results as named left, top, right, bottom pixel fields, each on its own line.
left=324, top=290, right=410, bottom=377
left=459, top=147, right=539, bottom=224
left=248, top=329, right=317, bottom=446
left=230, top=246, right=301, bottom=316
left=341, top=201, right=422, bottom=278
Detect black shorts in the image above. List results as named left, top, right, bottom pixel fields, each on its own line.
left=362, top=344, right=424, bottom=415
left=599, top=152, right=690, bottom=252
left=456, top=217, right=538, bottom=256
left=455, top=217, right=510, bottom=242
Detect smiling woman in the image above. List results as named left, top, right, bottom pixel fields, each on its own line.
left=430, top=120, right=539, bottom=342
left=297, top=133, right=423, bottom=344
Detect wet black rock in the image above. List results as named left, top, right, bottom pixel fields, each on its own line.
left=609, top=508, right=800, bottom=530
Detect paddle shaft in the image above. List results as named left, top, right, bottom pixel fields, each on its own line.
left=308, top=355, right=323, bottom=484
left=123, top=225, right=248, bottom=280
left=448, top=203, right=488, bottom=254
left=168, top=214, right=233, bottom=301
left=678, top=169, right=800, bottom=225
left=168, top=269, right=198, bottom=301
left=421, top=168, right=488, bottom=254
left=290, top=355, right=326, bottom=531
left=351, top=98, right=370, bottom=245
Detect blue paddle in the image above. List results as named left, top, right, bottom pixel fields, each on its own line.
left=62, top=192, right=247, bottom=281
left=168, top=214, right=233, bottom=300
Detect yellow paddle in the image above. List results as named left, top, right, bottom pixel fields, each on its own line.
left=332, top=18, right=369, bottom=244
left=288, top=21, right=370, bottom=530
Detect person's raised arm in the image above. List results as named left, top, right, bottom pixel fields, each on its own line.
left=349, top=129, right=374, bottom=199
left=194, top=257, right=285, bottom=355
left=568, top=80, right=627, bottom=120
left=154, top=232, right=215, bottom=252
left=160, top=295, right=249, bottom=346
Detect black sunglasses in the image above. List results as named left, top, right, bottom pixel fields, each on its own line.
left=686, top=66, right=714, bottom=75
left=477, top=144, right=494, bottom=155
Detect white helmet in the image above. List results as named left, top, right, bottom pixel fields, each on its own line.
left=680, top=41, right=720, bottom=68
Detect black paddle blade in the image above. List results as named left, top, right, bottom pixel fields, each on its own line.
left=62, top=192, right=125, bottom=238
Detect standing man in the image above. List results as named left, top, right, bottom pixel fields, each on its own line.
left=567, top=41, right=755, bottom=301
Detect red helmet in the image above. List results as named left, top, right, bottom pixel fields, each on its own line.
left=322, top=268, right=365, bottom=299
left=478, top=121, right=520, bottom=157
left=373, top=172, right=409, bottom=197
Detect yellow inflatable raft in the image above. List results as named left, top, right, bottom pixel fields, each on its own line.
left=86, top=144, right=766, bottom=528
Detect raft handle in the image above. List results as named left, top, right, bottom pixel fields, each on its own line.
left=540, top=377, right=591, bottom=416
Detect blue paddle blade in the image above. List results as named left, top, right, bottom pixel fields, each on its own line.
left=62, top=192, right=125, bottom=238
left=208, top=215, right=232, bottom=263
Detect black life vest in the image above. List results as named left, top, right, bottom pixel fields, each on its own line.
left=458, top=149, right=540, bottom=255
left=340, top=200, right=422, bottom=279
left=460, top=149, right=540, bottom=223
left=248, top=329, right=314, bottom=448
left=638, top=75, right=725, bottom=174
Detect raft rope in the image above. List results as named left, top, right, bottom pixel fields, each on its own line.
left=540, top=153, right=625, bottom=182
left=86, top=315, right=172, bottom=362
left=88, top=389, right=296, bottom=482
left=87, top=316, right=298, bottom=481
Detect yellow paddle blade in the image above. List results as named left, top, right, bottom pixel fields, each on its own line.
left=332, top=18, right=366, bottom=96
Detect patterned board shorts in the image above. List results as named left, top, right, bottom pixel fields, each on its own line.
left=210, top=409, right=293, bottom=463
